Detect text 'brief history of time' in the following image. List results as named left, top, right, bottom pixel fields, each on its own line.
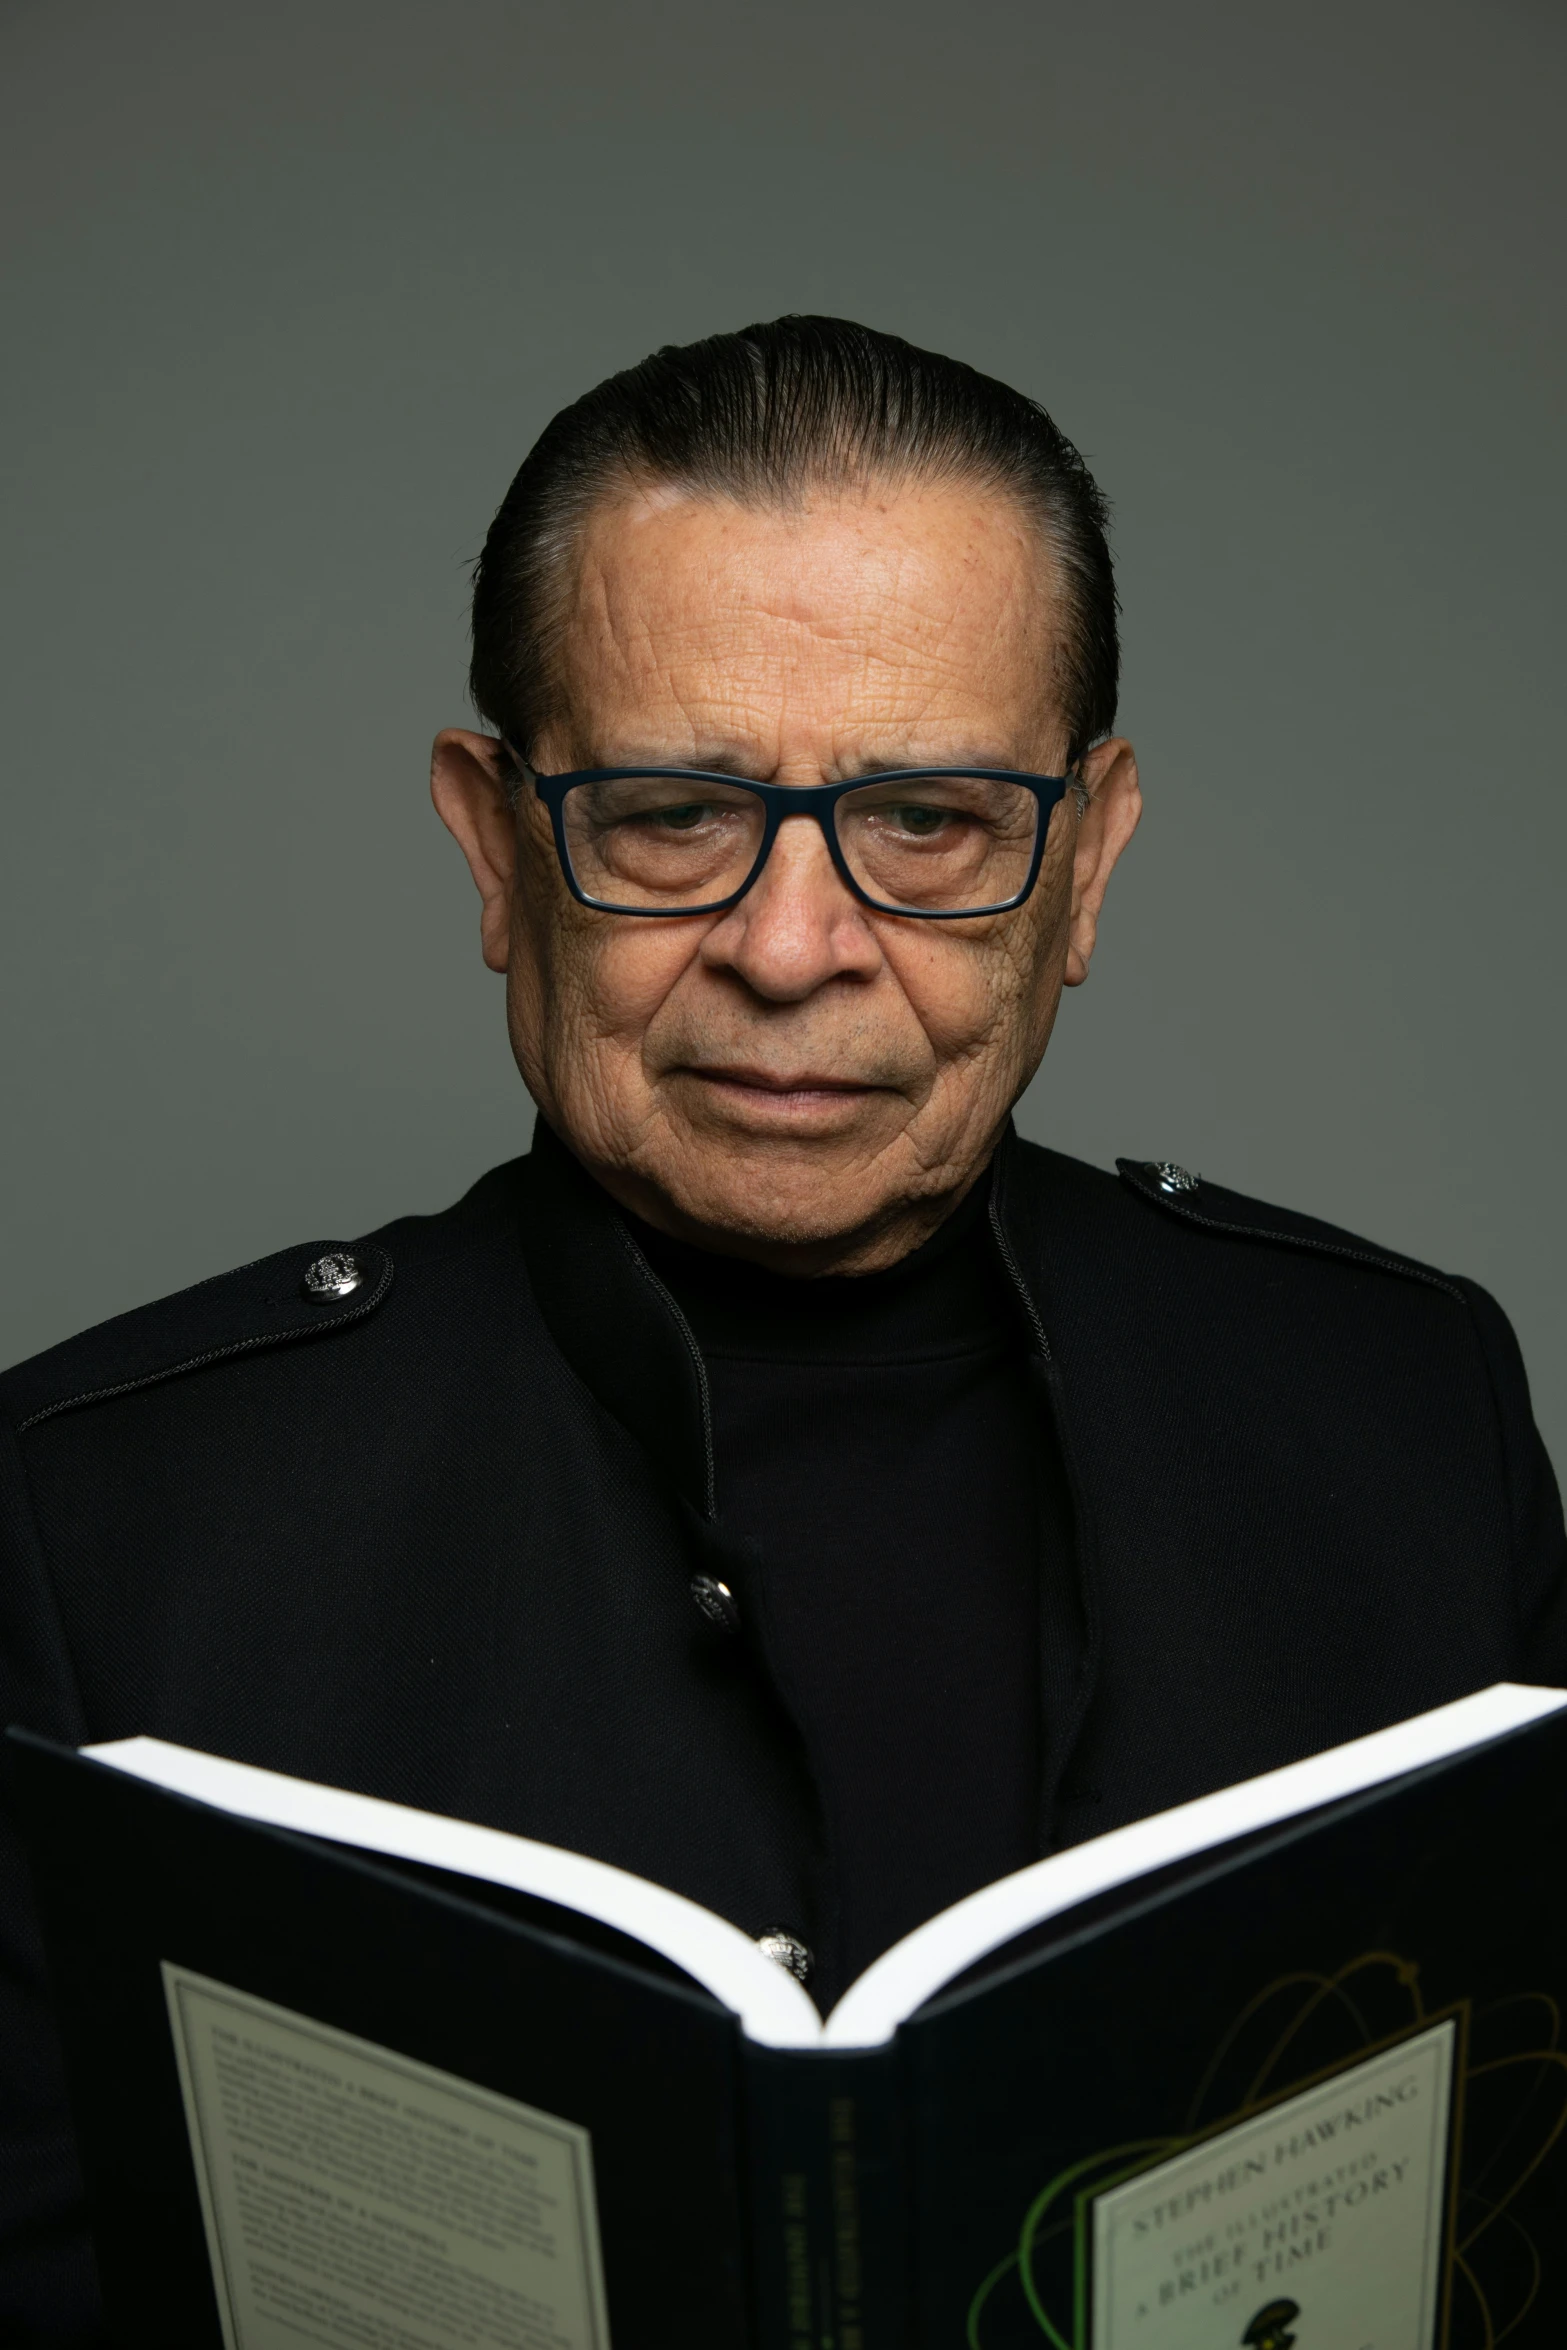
left=1091, top=2018, right=1457, bottom=2350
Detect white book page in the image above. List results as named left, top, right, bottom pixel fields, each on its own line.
left=822, top=1682, right=1567, bottom=2047
left=84, top=1738, right=824, bottom=2049
left=87, top=1683, right=1564, bottom=2055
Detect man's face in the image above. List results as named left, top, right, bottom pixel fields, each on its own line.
left=433, top=477, right=1140, bottom=1272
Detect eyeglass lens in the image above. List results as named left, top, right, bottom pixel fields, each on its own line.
left=559, top=773, right=1043, bottom=914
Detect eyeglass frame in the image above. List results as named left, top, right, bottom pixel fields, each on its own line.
left=515, top=752, right=1085, bottom=921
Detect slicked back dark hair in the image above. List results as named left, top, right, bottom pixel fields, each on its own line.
left=469, top=316, right=1119, bottom=771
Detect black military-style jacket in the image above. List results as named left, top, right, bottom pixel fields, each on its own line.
left=2, top=1122, right=1564, bottom=2340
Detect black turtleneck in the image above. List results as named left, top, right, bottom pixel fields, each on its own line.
left=632, top=1177, right=1059, bottom=1998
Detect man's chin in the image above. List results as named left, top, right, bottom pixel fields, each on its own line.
left=622, top=1125, right=951, bottom=1272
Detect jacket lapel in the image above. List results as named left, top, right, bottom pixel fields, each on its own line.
left=516, top=1122, right=714, bottom=1518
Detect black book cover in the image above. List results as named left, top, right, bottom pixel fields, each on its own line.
left=895, top=1717, right=1567, bottom=2348
left=10, top=1710, right=1567, bottom=2350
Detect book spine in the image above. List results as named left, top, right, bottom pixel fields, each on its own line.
left=741, top=2043, right=908, bottom=2350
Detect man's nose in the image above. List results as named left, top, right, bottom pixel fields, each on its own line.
left=698, top=812, right=882, bottom=1001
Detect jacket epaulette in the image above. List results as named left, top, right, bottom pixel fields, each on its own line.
left=0, top=1239, right=394, bottom=1436
left=1114, top=1157, right=1464, bottom=1303
left=1, top=1155, right=1467, bottom=1439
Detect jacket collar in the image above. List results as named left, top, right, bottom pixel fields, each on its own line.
left=516, top=1121, right=716, bottom=1515
left=515, top=1118, right=1051, bottom=1520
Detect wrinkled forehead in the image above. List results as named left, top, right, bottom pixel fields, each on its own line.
left=542, top=476, right=1068, bottom=772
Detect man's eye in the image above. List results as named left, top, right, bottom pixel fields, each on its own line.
left=886, top=804, right=955, bottom=836
left=636, top=802, right=711, bottom=831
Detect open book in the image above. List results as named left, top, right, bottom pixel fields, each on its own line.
left=79, top=1680, right=1565, bottom=2047
left=11, top=1682, right=1567, bottom=2349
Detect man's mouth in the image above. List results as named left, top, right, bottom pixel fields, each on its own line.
left=678, top=1065, right=886, bottom=1110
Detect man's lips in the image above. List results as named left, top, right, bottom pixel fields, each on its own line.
left=678, top=1066, right=884, bottom=1098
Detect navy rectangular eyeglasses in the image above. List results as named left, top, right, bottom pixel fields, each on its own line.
left=525, top=762, right=1078, bottom=919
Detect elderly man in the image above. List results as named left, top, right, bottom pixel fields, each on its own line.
left=3, top=316, right=1563, bottom=2339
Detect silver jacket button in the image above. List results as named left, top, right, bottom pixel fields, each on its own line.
left=690, top=1573, right=740, bottom=1634
left=302, top=1250, right=363, bottom=1301
left=756, top=1928, right=813, bottom=1985
left=1153, top=1162, right=1200, bottom=1195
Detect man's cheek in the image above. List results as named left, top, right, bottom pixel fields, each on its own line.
left=896, top=940, right=1015, bottom=1063
left=583, top=926, right=705, bottom=1042
left=579, top=1050, right=655, bottom=1153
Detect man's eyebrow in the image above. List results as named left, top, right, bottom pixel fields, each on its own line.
left=569, top=746, right=771, bottom=779
left=844, top=749, right=1025, bottom=777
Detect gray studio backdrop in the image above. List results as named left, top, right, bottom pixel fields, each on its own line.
left=4, top=1, right=1564, bottom=1465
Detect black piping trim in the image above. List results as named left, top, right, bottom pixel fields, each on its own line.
left=1116, top=1163, right=1465, bottom=1304
left=16, top=1248, right=395, bottom=1433
left=608, top=1215, right=718, bottom=1520
left=987, top=1186, right=1054, bottom=1361
left=986, top=1141, right=1099, bottom=1851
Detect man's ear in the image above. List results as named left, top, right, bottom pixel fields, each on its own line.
left=1064, top=737, right=1141, bottom=987
left=431, top=729, right=517, bottom=973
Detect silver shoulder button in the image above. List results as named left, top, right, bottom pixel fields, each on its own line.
left=1153, top=1162, right=1200, bottom=1195
left=756, top=1928, right=813, bottom=1985
left=302, top=1250, right=364, bottom=1302
left=690, top=1573, right=740, bottom=1634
